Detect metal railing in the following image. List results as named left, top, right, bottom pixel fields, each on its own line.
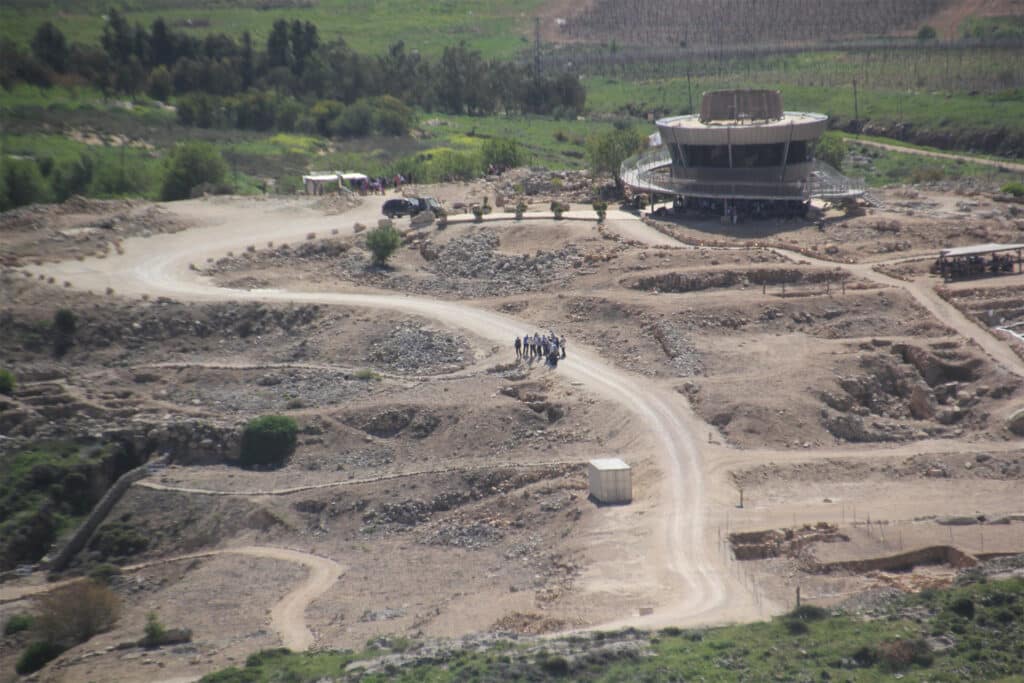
left=621, top=148, right=866, bottom=200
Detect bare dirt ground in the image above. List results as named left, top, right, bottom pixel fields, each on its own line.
left=1, top=184, right=1023, bottom=682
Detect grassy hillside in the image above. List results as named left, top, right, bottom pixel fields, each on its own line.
left=199, top=573, right=1024, bottom=682
left=0, top=0, right=545, bottom=58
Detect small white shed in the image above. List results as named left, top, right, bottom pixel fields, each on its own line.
left=588, top=458, right=632, bottom=504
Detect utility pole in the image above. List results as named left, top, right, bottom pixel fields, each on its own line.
left=687, top=71, right=694, bottom=114
left=534, top=17, right=542, bottom=80
left=852, top=78, right=859, bottom=122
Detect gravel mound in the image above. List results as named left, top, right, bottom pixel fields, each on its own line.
left=365, top=322, right=469, bottom=374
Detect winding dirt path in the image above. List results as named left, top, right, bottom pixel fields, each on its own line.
left=0, top=546, right=343, bottom=651
left=846, top=138, right=1024, bottom=174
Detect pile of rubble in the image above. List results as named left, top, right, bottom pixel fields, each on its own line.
left=417, top=232, right=581, bottom=297
left=365, top=322, right=469, bottom=374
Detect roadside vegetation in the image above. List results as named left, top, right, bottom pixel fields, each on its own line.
left=200, top=575, right=1024, bottom=682
left=0, top=440, right=142, bottom=570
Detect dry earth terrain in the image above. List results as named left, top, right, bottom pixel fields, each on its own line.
left=1, top=180, right=1023, bottom=682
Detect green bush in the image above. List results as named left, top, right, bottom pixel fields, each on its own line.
left=1001, top=181, right=1024, bottom=197
left=53, top=308, right=76, bottom=336
left=4, top=613, right=33, bottom=636
left=1, top=158, right=52, bottom=211
left=239, top=415, right=298, bottom=469
left=365, top=223, right=402, bottom=266
left=481, top=137, right=523, bottom=170
left=142, top=612, right=165, bottom=648
left=89, top=520, right=149, bottom=560
left=161, top=142, right=228, bottom=201
left=0, top=368, right=15, bottom=395
left=16, top=640, right=67, bottom=674
left=816, top=132, right=847, bottom=169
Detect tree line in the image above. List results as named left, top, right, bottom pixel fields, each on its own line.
left=2, top=11, right=585, bottom=120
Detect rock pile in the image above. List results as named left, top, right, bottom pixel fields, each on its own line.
left=418, top=232, right=581, bottom=297
left=365, top=322, right=469, bottom=374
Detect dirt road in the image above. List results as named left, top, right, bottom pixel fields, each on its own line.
left=847, top=138, right=1024, bottom=174
left=0, top=546, right=342, bottom=651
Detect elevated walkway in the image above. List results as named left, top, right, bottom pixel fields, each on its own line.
left=620, top=148, right=866, bottom=201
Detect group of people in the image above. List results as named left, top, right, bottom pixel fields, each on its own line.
left=514, top=332, right=566, bottom=368
left=347, top=174, right=409, bottom=196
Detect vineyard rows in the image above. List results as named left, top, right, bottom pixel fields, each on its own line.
left=561, top=0, right=949, bottom=47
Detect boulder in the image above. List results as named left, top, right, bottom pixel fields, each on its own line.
left=1007, top=408, right=1024, bottom=436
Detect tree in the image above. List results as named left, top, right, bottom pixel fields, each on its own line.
left=365, top=222, right=401, bottom=265
left=267, top=19, right=290, bottom=70
left=815, top=132, right=847, bottom=171
left=161, top=142, right=228, bottom=200
left=31, top=22, right=69, bottom=73
left=240, top=415, right=298, bottom=468
left=586, top=125, right=646, bottom=192
left=147, top=65, right=172, bottom=101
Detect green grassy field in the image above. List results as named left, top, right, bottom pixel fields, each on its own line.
left=197, top=576, right=1024, bottom=682
left=584, top=72, right=1024, bottom=137
left=0, top=0, right=544, bottom=58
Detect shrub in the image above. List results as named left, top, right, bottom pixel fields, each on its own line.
left=0, top=368, right=15, bottom=395
left=240, top=415, right=298, bottom=469
left=789, top=604, right=829, bottom=621
left=365, top=223, right=402, bottom=266
left=1, top=158, right=52, bottom=211
left=515, top=200, right=528, bottom=219
left=16, top=640, right=67, bottom=675
left=161, top=142, right=228, bottom=201
left=35, top=580, right=120, bottom=647
left=917, top=25, right=938, bottom=41
left=354, top=369, right=381, bottom=381
left=4, top=613, right=33, bottom=635
left=1001, top=181, right=1024, bottom=197
left=783, top=618, right=809, bottom=635
left=816, top=132, right=847, bottom=169
left=950, top=597, right=976, bottom=619
left=89, top=520, right=149, bottom=560
left=550, top=201, right=568, bottom=219
left=877, top=638, right=933, bottom=672
left=593, top=200, right=608, bottom=221
left=481, top=137, right=523, bottom=170
left=142, top=612, right=165, bottom=648
left=87, top=563, right=122, bottom=584
left=53, top=308, right=76, bottom=335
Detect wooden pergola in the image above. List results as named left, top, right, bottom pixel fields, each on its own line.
left=935, top=242, right=1024, bottom=281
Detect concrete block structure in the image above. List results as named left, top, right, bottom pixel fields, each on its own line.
left=588, top=458, right=632, bottom=504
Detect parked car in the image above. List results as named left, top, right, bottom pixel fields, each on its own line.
left=382, top=197, right=445, bottom=219
left=382, top=198, right=418, bottom=218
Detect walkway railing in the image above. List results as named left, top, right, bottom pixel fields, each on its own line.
left=620, top=148, right=866, bottom=201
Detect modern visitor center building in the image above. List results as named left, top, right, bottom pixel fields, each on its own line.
left=621, top=89, right=865, bottom=217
